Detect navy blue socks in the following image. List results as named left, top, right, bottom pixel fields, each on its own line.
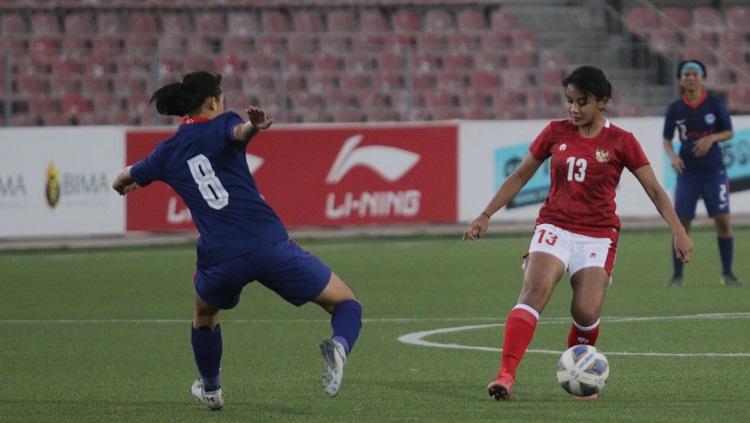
left=671, top=243, right=684, bottom=278
left=718, top=236, right=734, bottom=276
left=191, top=324, right=222, bottom=391
left=331, top=300, right=362, bottom=355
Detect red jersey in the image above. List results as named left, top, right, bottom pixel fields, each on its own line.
left=529, top=119, right=650, bottom=238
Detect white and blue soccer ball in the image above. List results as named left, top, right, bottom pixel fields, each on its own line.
left=556, top=345, right=610, bottom=397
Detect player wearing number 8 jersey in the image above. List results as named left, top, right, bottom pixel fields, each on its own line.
left=463, top=66, right=693, bottom=401
left=112, top=71, right=362, bottom=409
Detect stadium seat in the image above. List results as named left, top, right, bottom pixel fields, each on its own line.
left=480, top=31, right=513, bottom=50
left=287, top=33, right=319, bottom=53
left=679, top=46, right=714, bottom=64
left=247, top=53, right=278, bottom=72
left=502, top=69, right=534, bottom=88
left=213, top=54, right=246, bottom=77
left=129, top=13, right=158, bottom=34
left=283, top=53, right=310, bottom=73
left=125, top=33, right=157, bottom=54
left=474, top=51, right=507, bottom=71
left=158, top=35, right=187, bottom=53
left=195, top=12, right=224, bottom=34
left=366, top=108, right=401, bottom=122
left=691, top=7, right=723, bottom=28
left=456, top=9, right=487, bottom=32
left=470, top=70, right=500, bottom=90
left=284, top=73, right=306, bottom=92
left=222, top=35, right=253, bottom=54
left=227, top=12, right=259, bottom=35
left=64, top=12, right=95, bottom=34
left=625, top=7, right=658, bottom=30
left=647, top=28, right=681, bottom=54
left=412, top=72, right=436, bottom=90
left=242, top=72, right=276, bottom=95
left=391, top=9, right=421, bottom=32
left=293, top=10, right=324, bottom=32
left=311, top=53, right=343, bottom=73
left=356, top=91, right=389, bottom=109
left=61, top=91, right=91, bottom=116
left=30, top=12, right=60, bottom=34
left=463, top=106, right=493, bottom=120
left=1, top=14, right=27, bottom=35
left=92, top=35, right=123, bottom=53
left=326, top=91, right=357, bottom=109
left=447, top=33, right=481, bottom=52
left=255, top=34, right=287, bottom=54
left=424, top=9, right=454, bottom=32
left=508, top=50, right=537, bottom=68
left=489, top=9, right=520, bottom=30
left=435, top=71, right=467, bottom=90
left=727, top=7, right=750, bottom=29
left=318, top=33, right=352, bottom=53
left=28, top=97, right=59, bottom=114
left=289, top=91, right=325, bottom=110
left=541, top=68, right=566, bottom=87
left=28, top=37, right=59, bottom=65
left=416, top=33, right=447, bottom=52
left=513, top=31, right=539, bottom=49
left=371, top=72, right=403, bottom=92
left=161, top=13, right=193, bottom=34
left=332, top=110, right=365, bottom=123
left=661, top=7, right=690, bottom=27
left=96, top=13, right=126, bottom=34
left=339, top=73, right=371, bottom=91
left=261, top=10, right=291, bottom=32
left=718, top=30, right=747, bottom=49
left=423, top=89, right=458, bottom=109
left=359, top=9, right=389, bottom=32
left=343, top=53, right=375, bottom=73
left=378, top=51, right=406, bottom=72
left=442, top=52, right=473, bottom=71
left=327, top=10, right=357, bottom=32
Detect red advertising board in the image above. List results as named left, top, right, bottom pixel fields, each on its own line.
left=126, top=124, right=457, bottom=231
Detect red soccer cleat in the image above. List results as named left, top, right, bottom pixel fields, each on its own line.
left=487, top=374, right=514, bottom=400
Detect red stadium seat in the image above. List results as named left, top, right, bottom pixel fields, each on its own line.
left=625, top=7, right=658, bottom=30
left=1, top=14, right=28, bottom=34
left=661, top=7, right=690, bottom=27
left=289, top=91, right=325, bottom=110
left=366, top=108, right=401, bottom=122
left=327, top=10, right=357, bottom=32
left=287, top=33, right=319, bottom=53
left=424, top=9, right=454, bottom=32
left=646, top=28, right=680, bottom=54
left=96, top=13, right=126, bottom=34
left=463, top=106, right=493, bottom=120
left=223, top=35, right=254, bottom=54
left=490, top=9, right=520, bottom=30
left=242, top=72, right=276, bottom=95
left=423, top=89, right=458, bottom=109
left=447, top=33, right=480, bottom=52
left=326, top=91, right=357, bottom=109
left=284, top=74, right=305, bottom=92
left=378, top=51, right=406, bottom=72
left=344, top=53, right=375, bottom=73
left=61, top=92, right=91, bottom=115
left=435, top=71, right=467, bottom=90
left=161, top=13, right=192, bottom=34
left=679, top=46, right=715, bottom=64
left=227, top=12, right=259, bottom=35
left=28, top=37, right=59, bottom=64
left=184, top=54, right=213, bottom=72
left=332, top=110, right=365, bottom=123
left=158, top=35, right=187, bottom=53
left=261, top=10, right=291, bottom=32
left=340, top=73, right=371, bottom=91
left=391, top=9, right=421, bottom=32
left=442, top=53, right=473, bottom=71
left=416, top=33, right=447, bottom=52
left=360, top=9, right=388, bottom=32
left=195, top=12, right=224, bottom=34
left=456, top=9, right=487, bottom=32
left=61, top=36, right=90, bottom=55
left=474, top=51, right=507, bottom=71
left=92, top=35, right=123, bottom=53
left=411, top=52, right=440, bottom=73
left=727, top=7, right=750, bottom=29
left=28, top=97, right=59, bottom=114
left=213, top=54, right=246, bottom=77
left=541, top=68, right=566, bottom=87
left=691, top=7, right=723, bottom=28
left=64, top=12, right=94, bottom=34
left=412, top=72, right=436, bottom=90
left=371, top=72, right=403, bottom=92
left=513, top=31, right=539, bottom=49
left=247, top=53, right=278, bottom=72
left=284, top=53, right=311, bottom=73
left=470, top=70, right=501, bottom=90
left=318, top=33, right=352, bottom=53
left=718, top=30, right=747, bottom=49
left=459, top=90, right=494, bottom=108
left=356, top=91, right=389, bottom=109
left=502, top=69, right=534, bottom=88
left=129, top=13, right=158, bottom=34
left=508, top=50, right=537, bottom=68
left=293, top=10, right=324, bottom=32
left=125, top=33, right=157, bottom=54
left=31, top=12, right=60, bottom=34
left=255, top=34, right=287, bottom=54
left=307, top=73, right=338, bottom=94
left=480, top=31, right=513, bottom=50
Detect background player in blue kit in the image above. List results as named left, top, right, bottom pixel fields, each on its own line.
left=662, top=60, right=742, bottom=288
left=112, top=71, right=363, bottom=409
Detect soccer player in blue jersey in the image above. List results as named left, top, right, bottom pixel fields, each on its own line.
left=662, top=60, right=742, bottom=287
left=112, top=71, right=363, bottom=409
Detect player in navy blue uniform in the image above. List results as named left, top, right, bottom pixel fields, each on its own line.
left=112, top=71, right=363, bottom=409
left=662, top=60, right=742, bottom=287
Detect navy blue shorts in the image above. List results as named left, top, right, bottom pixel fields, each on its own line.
left=194, top=240, right=332, bottom=309
left=674, top=172, right=730, bottom=219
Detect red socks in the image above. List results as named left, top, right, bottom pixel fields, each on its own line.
left=567, top=319, right=600, bottom=347
left=498, top=305, right=539, bottom=380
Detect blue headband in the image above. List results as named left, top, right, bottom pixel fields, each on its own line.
left=680, top=62, right=705, bottom=78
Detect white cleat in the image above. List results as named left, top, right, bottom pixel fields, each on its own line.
left=320, top=338, right=347, bottom=397
left=191, top=379, right=224, bottom=410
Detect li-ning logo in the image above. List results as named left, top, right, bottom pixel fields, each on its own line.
left=595, top=148, right=610, bottom=163
left=326, top=135, right=420, bottom=184
left=46, top=163, right=61, bottom=208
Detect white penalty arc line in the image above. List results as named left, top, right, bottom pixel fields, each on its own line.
left=397, top=312, right=750, bottom=358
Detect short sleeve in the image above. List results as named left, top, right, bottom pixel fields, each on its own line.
left=715, top=99, right=732, bottom=132
left=529, top=123, right=553, bottom=161
left=130, top=145, right=164, bottom=187
left=222, top=111, right=245, bottom=144
left=622, top=133, right=650, bottom=172
left=662, top=103, right=676, bottom=140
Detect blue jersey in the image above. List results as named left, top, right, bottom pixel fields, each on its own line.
left=662, top=92, right=732, bottom=174
left=130, top=112, right=288, bottom=265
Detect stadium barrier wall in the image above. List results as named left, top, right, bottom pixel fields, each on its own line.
left=2, top=117, right=749, bottom=238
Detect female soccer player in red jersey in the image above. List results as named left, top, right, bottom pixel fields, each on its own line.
left=112, top=71, right=361, bottom=409
left=463, top=66, right=693, bottom=400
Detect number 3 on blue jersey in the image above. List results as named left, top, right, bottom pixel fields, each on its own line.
left=187, top=154, right=229, bottom=210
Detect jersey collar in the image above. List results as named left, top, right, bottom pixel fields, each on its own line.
left=682, top=91, right=707, bottom=109
left=180, top=116, right=212, bottom=125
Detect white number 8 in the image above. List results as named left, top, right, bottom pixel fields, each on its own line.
left=187, top=154, right=229, bottom=210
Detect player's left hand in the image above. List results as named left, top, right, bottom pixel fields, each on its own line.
left=463, top=215, right=489, bottom=241
left=692, top=136, right=714, bottom=157
left=673, top=232, right=693, bottom=263
left=245, top=106, right=274, bottom=130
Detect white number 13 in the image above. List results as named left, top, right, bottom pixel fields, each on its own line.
left=187, top=154, right=229, bottom=210
left=566, top=156, right=587, bottom=182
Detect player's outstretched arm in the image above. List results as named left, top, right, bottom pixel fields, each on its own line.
left=632, top=164, right=693, bottom=262
left=233, top=106, right=274, bottom=144
left=112, top=166, right=138, bottom=196
left=463, top=153, right=543, bottom=240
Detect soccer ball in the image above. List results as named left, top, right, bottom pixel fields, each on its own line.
left=556, top=345, right=609, bottom=397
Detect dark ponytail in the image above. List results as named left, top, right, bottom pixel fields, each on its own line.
left=150, top=71, right=223, bottom=116
left=562, top=66, right=612, bottom=101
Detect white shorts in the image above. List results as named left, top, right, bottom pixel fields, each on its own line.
left=526, top=223, right=617, bottom=276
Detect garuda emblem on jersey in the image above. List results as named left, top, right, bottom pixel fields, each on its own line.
left=595, top=148, right=610, bottom=163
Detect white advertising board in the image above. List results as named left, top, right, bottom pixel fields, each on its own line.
left=459, top=116, right=750, bottom=223
left=0, top=127, right=125, bottom=237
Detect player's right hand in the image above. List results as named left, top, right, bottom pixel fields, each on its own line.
left=463, top=215, right=489, bottom=241
left=670, top=156, right=685, bottom=174
left=673, top=233, right=693, bottom=263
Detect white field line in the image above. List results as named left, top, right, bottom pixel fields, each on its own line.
left=397, top=313, right=750, bottom=358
